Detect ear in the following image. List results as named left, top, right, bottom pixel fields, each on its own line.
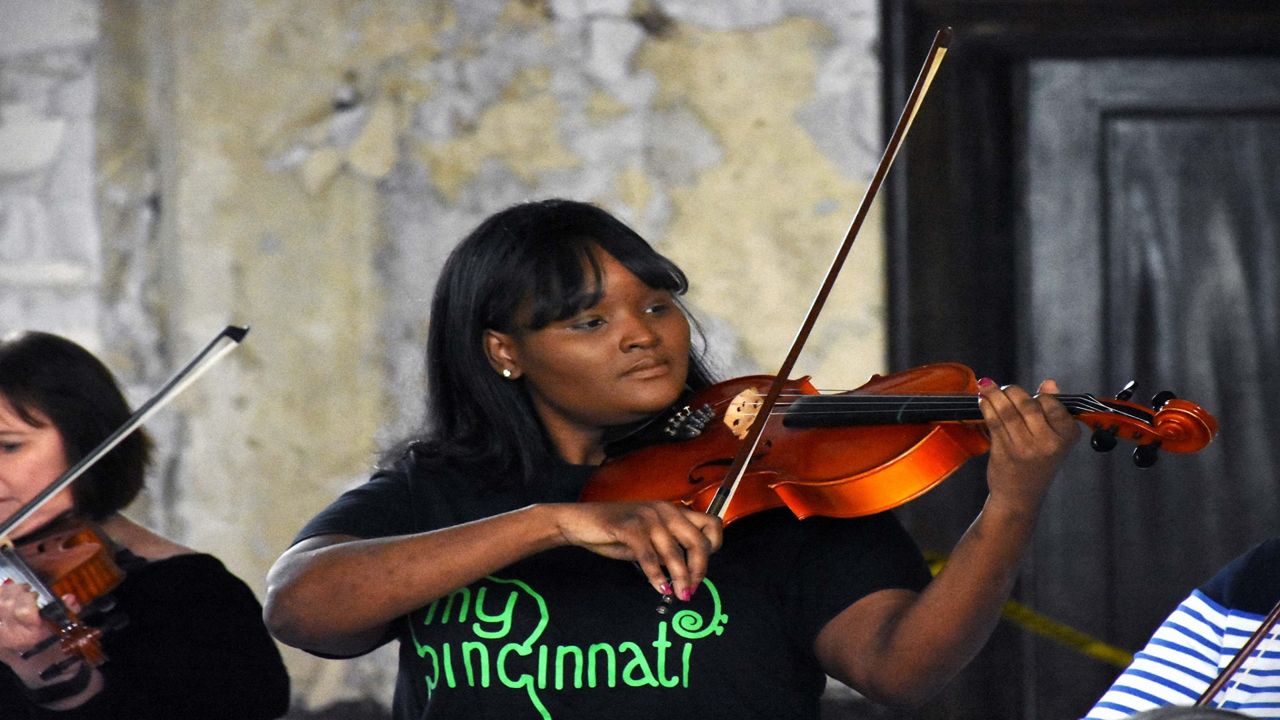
left=483, top=329, right=521, bottom=379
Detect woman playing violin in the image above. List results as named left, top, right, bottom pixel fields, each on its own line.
left=265, top=198, right=1081, bottom=719
left=0, top=331, right=290, bottom=719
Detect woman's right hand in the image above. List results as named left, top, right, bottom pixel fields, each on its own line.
left=0, top=580, right=53, bottom=661
left=549, top=501, right=723, bottom=601
left=0, top=582, right=103, bottom=704
left=265, top=501, right=722, bottom=656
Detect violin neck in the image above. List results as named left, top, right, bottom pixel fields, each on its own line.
left=781, top=393, right=1100, bottom=428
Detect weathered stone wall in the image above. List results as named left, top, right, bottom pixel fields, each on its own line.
left=1, top=0, right=102, bottom=343
left=1, top=0, right=888, bottom=714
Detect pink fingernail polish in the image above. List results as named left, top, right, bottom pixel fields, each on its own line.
left=977, top=377, right=995, bottom=389
left=679, top=588, right=693, bottom=601
left=659, top=582, right=673, bottom=596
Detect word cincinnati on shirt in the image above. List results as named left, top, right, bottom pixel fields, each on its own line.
left=408, top=575, right=729, bottom=719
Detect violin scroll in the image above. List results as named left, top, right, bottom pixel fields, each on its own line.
left=1071, top=389, right=1218, bottom=467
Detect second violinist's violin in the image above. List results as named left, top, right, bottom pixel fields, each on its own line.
left=580, top=363, right=1219, bottom=525
left=0, top=520, right=126, bottom=678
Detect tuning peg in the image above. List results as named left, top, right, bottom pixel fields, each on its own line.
left=1115, top=381, right=1136, bottom=401
left=655, top=593, right=674, bottom=616
left=1150, top=390, right=1177, bottom=410
left=1091, top=426, right=1118, bottom=452
left=1132, top=443, right=1159, bottom=468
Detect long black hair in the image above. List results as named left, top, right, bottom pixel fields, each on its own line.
left=0, top=331, right=153, bottom=521
left=393, top=199, right=715, bottom=486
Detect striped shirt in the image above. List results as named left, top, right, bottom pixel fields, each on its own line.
left=1086, top=540, right=1280, bottom=719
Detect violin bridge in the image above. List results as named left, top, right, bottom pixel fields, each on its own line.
left=724, top=388, right=763, bottom=440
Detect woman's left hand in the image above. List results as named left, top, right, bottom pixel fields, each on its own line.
left=814, top=378, right=1082, bottom=706
left=976, top=378, right=1080, bottom=517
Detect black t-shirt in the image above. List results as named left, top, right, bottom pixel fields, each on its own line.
left=296, top=454, right=931, bottom=720
left=1, top=552, right=291, bottom=720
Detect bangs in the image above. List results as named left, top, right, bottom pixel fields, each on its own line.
left=2, top=390, right=49, bottom=429
left=518, top=236, right=689, bottom=331
left=0, top=350, right=52, bottom=428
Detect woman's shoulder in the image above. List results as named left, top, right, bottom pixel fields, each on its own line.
left=116, top=548, right=266, bottom=615
left=378, top=443, right=511, bottom=496
left=376, top=442, right=470, bottom=482
left=99, top=514, right=196, bottom=561
left=98, top=516, right=255, bottom=599
left=1199, top=537, right=1280, bottom=615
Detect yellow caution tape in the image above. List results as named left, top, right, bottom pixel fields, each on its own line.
left=926, top=553, right=1134, bottom=669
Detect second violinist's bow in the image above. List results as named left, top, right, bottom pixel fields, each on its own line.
left=0, top=326, right=249, bottom=539
left=1196, top=597, right=1280, bottom=708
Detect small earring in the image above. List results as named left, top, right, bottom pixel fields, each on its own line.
left=501, top=368, right=513, bottom=379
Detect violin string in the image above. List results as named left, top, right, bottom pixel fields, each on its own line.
left=716, top=392, right=1111, bottom=405
left=713, top=393, right=1142, bottom=422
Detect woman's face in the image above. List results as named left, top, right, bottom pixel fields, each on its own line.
left=0, top=396, right=74, bottom=538
left=486, top=247, right=692, bottom=462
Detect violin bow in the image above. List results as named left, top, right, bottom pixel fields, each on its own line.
left=705, top=27, right=953, bottom=520
left=0, top=325, right=249, bottom=540
left=1196, top=596, right=1280, bottom=707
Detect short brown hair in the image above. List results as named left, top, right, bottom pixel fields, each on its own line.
left=0, top=331, right=152, bottom=520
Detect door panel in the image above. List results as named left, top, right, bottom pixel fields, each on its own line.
left=1022, top=58, right=1280, bottom=718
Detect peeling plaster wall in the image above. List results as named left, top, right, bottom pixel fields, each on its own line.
left=2, top=0, right=888, bottom=713
left=0, top=0, right=103, bottom=343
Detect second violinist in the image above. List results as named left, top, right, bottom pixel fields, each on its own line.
left=265, top=198, right=1081, bottom=719
left=0, top=331, right=290, bottom=719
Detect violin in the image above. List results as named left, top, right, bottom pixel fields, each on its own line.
left=586, top=29, right=1218, bottom=527
left=0, top=521, right=126, bottom=678
left=581, top=363, right=1218, bottom=525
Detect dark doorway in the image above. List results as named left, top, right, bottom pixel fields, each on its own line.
left=881, top=3, right=1280, bottom=718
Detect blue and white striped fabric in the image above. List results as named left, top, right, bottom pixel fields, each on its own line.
left=1085, top=589, right=1280, bottom=718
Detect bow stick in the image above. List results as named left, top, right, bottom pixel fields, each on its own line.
left=1196, top=596, right=1280, bottom=707
left=705, top=27, right=952, bottom=519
